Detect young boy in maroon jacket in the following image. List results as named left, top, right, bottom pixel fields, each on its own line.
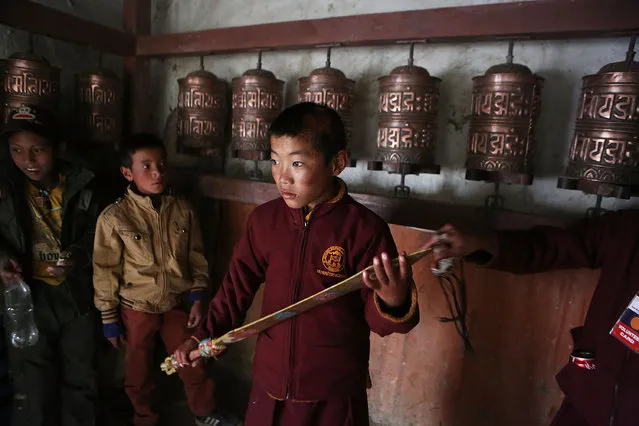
left=173, top=102, right=420, bottom=426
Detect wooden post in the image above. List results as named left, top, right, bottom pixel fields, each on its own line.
left=123, top=0, right=152, bottom=135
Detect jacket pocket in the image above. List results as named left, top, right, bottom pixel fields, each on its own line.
left=119, top=229, right=154, bottom=265
left=170, top=221, right=189, bottom=260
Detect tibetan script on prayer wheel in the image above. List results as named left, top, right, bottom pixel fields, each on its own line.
left=465, top=62, right=544, bottom=185
left=231, top=68, right=284, bottom=161
left=3, top=52, right=60, bottom=124
left=557, top=59, right=639, bottom=199
left=299, top=66, right=356, bottom=166
left=368, top=64, right=442, bottom=175
left=177, top=70, right=228, bottom=157
left=75, top=69, right=123, bottom=146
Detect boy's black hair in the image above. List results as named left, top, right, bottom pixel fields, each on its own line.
left=119, top=133, right=166, bottom=168
left=268, top=102, right=346, bottom=163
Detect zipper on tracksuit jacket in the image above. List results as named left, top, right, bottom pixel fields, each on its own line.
left=285, top=219, right=309, bottom=399
left=153, top=203, right=167, bottom=306
left=609, top=349, right=630, bottom=426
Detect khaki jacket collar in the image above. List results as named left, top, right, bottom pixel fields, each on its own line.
left=126, top=184, right=175, bottom=213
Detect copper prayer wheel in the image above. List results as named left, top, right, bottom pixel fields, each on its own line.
left=231, top=61, right=284, bottom=161
left=465, top=57, right=544, bottom=185
left=557, top=37, right=639, bottom=199
left=176, top=69, right=228, bottom=157
left=298, top=49, right=356, bottom=166
left=75, top=68, right=123, bottom=146
left=368, top=54, right=442, bottom=175
left=3, top=52, right=60, bottom=124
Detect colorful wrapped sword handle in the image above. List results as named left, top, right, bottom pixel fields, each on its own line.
left=161, top=338, right=227, bottom=375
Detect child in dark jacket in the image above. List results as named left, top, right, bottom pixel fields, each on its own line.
left=0, top=105, right=101, bottom=426
left=174, top=102, right=420, bottom=426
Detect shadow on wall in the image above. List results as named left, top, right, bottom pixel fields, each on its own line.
left=533, top=69, right=581, bottom=180
left=350, top=70, right=378, bottom=163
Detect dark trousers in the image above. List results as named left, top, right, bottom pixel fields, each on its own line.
left=121, top=307, right=215, bottom=426
left=8, top=281, right=97, bottom=426
left=244, top=383, right=369, bottom=426
left=551, top=399, right=589, bottom=426
left=0, top=314, right=12, bottom=425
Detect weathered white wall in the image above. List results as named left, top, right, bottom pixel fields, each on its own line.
left=1, top=0, right=123, bottom=123
left=150, top=0, right=639, bottom=216
left=30, top=0, right=123, bottom=30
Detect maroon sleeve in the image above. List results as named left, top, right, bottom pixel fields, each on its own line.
left=486, top=210, right=618, bottom=274
left=359, top=222, right=419, bottom=337
left=192, top=213, right=266, bottom=341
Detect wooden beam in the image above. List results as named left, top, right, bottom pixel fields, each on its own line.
left=0, top=0, right=135, bottom=57
left=197, top=174, right=578, bottom=232
left=136, top=0, right=639, bottom=57
left=123, top=0, right=153, bottom=134
left=123, top=0, right=152, bottom=36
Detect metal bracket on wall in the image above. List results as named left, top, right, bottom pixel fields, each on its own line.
left=484, top=182, right=505, bottom=209
left=394, top=173, right=411, bottom=198
left=585, top=195, right=606, bottom=218
left=248, top=160, right=264, bottom=181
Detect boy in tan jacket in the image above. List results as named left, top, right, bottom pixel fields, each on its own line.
left=92, top=134, right=240, bottom=426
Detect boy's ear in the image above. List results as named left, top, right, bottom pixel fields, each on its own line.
left=331, top=150, right=348, bottom=176
left=120, top=166, right=134, bottom=182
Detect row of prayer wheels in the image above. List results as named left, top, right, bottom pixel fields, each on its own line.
left=176, top=50, right=359, bottom=166
left=174, top=40, right=639, bottom=199
left=0, top=51, right=123, bottom=146
left=2, top=37, right=638, bottom=200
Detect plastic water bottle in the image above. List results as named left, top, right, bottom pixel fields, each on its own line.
left=3, top=279, right=38, bottom=348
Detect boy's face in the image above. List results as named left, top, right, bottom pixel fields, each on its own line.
left=8, top=131, right=56, bottom=183
left=120, top=147, right=168, bottom=195
left=270, top=134, right=346, bottom=210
